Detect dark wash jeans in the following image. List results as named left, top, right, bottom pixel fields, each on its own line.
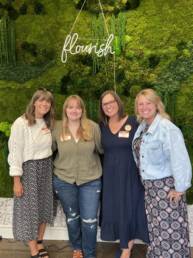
left=53, top=176, right=101, bottom=258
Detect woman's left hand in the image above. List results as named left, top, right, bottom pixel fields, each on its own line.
left=167, top=190, right=184, bottom=202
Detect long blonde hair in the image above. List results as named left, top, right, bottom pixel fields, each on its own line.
left=135, top=88, right=170, bottom=122
left=61, top=95, right=92, bottom=141
left=25, top=88, right=55, bottom=129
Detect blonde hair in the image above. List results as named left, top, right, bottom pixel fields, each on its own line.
left=61, top=95, right=92, bottom=141
left=135, top=88, right=170, bottom=122
left=25, top=88, right=55, bottom=129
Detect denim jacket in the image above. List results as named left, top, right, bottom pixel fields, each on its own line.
left=132, top=114, right=192, bottom=192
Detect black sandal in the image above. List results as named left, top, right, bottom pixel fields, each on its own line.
left=31, top=254, right=40, bottom=258
left=37, top=240, right=49, bottom=258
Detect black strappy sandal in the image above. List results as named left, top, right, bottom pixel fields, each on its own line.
left=37, top=240, right=49, bottom=258
left=31, top=254, right=40, bottom=258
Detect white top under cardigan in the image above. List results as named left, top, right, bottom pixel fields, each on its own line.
left=8, top=116, right=52, bottom=177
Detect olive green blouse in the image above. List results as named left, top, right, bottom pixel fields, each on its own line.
left=52, top=120, right=103, bottom=185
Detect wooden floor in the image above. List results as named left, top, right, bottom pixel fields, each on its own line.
left=0, top=239, right=192, bottom=258
left=0, top=239, right=147, bottom=258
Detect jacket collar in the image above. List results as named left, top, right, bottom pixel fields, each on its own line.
left=141, top=114, right=162, bottom=135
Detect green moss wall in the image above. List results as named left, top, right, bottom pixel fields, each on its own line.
left=0, top=0, right=193, bottom=201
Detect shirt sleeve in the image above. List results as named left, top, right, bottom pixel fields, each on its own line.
left=52, top=121, right=61, bottom=152
left=132, top=116, right=140, bottom=165
left=93, top=123, right=103, bottom=154
left=52, top=128, right=57, bottom=152
left=165, top=127, right=192, bottom=192
left=8, top=118, right=25, bottom=176
left=132, top=116, right=139, bottom=132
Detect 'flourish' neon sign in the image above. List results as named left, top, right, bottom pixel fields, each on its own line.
left=61, top=33, right=115, bottom=63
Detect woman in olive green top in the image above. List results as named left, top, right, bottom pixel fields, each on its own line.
left=52, top=95, right=102, bottom=258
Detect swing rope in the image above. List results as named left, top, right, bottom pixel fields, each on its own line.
left=69, top=0, right=87, bottom=35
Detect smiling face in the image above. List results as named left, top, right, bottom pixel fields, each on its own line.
left=101, top=93, right=119, bottom=118
left=65, top=98, right=82, bottom=122
left=34, top=97, right=51, bottom=118
left=136, top=95, right=157, bottom=124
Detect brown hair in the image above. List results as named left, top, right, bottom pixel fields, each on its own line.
left=61, top=95, right=92, bottom=141
left=135, top=88, right=170, bottom=122
left=25, top=88, right=55, bottom=129
left=99, top=90, right=126, bottom=124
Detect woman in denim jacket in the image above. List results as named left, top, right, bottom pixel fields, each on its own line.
left=133, top=88, right=192, bottom=258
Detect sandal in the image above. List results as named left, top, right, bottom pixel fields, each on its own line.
left=37, top=240, right=49, bottom=258
left=31, top=254, right=40, bottom=258
left=72, top=250, right=84, bottom=258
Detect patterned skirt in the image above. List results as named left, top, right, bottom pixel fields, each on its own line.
left=13, top=157, right=53, bottom=241
left=143, top=177, right=191, bottom=258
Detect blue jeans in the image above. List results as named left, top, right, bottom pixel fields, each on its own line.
left=53, top=176, right=101, bottom=258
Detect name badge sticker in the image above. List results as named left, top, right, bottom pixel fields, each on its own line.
left=118, top=131, right=129, bottom=138
left=60, top=135, right=71, bottom=142
left=41, top=127, right=51, bottom=134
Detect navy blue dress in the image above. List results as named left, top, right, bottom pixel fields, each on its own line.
left=100, top=116, right=149, bottom=248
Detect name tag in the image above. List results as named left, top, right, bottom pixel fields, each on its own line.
left=64, top=135, right=71, bottom=141
left=118, top=131, right=129, bottom=138
left=41, top=127, right=51, bottom=134
left=60, top=135, right=71, bottom=142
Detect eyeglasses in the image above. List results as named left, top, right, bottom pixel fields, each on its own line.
left=102, top=99, right=116, bottom=108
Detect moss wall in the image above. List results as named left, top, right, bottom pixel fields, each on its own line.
left=0, top=0, right=193, bottom=202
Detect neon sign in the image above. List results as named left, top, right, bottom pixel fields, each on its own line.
left=61, top=33, right=115, bottom=63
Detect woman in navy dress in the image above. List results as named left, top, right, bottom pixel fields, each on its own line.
left=99, top=90, right=149, bottom=258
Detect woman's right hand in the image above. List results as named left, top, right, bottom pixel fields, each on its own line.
left=13, top=176, right=24, bottom=197
left=167, top=189, right=183, bottom=203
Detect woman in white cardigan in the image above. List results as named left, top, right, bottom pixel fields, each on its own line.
left=8, top=88, right=55, bottom=258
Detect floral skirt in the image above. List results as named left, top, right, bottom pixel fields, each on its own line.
left=13, top=157, right=53, bottom=241
left=143, top=177, right=190, bottom=258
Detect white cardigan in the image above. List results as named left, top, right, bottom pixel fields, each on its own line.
left=8, top=116, right=52, bottom=176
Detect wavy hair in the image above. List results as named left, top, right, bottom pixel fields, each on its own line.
left=135, top=88, right=170, bottom=122
left=61, top=95, right=92, bottom=141
left=99, top=90, right=126, bottom=124
left=25, top=88, right=55, bottom=129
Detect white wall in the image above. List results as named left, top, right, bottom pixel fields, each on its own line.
left=0, top=198, right=193, bottom=246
